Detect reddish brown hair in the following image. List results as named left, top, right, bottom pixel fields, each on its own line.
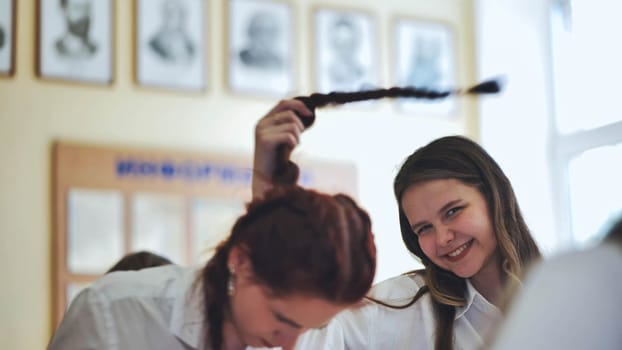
left=201, top=167, right=376, bottom=349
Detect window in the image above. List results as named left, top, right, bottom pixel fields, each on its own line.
left=567, top=143, right=622, bottom=244
left=550, top=0, right=622, bottom=246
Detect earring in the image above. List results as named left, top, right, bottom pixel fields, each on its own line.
left=228, top=266, right=236, bottom=296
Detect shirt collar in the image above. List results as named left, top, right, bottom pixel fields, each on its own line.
left=168, top=269, right=278, bottom=350
left=170, top=268, right=205, bottom=349
left=455, top=279, right=500, bottom=320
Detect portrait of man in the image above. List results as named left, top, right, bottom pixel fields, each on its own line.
left=237, top=10, right=284, bottom=71
left=228, top=0, right=293, bottom=96
left=38, top=0, right=113, bottom=83
left=136, top=0, right=205, bottom=91
left=55, top=0, right=98, bottom=59
left=0, top=23, right=5, bottom=50
left=314, top=9, right=377, bottom=94
left=148, top=0, right=195, bottom=65
left=405, top=36, right=442, bottom=88
left=394, top=19, right=455, bottom=115
left=0, top=0, right=16, bottom=75
left=327, top=16, right=365, bottom=90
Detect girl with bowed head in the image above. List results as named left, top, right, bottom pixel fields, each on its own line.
left=48, top=102, right=376, bottom=350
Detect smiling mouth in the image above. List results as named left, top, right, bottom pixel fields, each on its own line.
left=444, top=240, right=473, bottom=262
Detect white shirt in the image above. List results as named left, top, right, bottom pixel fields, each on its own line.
left=296, top=272, right=502, bottom=350
left=489, top=244, right=622, bottom=350
left=47, top=265, right=274, bottom=350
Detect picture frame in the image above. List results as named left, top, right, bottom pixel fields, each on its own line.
left=37, top=0, right=114, bottom=85
left=227, top=0, right=294, bottom=97
left=313, top=7, right=379, bottom=94
left=393, top=18, right=456, bottom=116
left=136, top=0, right=206, bottom=92
left=0, top=0, right=16, bottom=77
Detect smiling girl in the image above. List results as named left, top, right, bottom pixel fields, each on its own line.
left=295, top=135, right=542, bottom=350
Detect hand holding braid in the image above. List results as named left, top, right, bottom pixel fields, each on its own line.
left=252, top=99, right=313, bottom=198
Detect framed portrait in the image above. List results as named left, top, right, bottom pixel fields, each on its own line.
left=393, top=18, right=456, bottom=116
left=136, top=0, right=206, bottom=92
left=0, top=0, right=16, bottom=76
left=37, top=0, right=114, bottom=84
left=227, top=0, right=294, bottom=97
left=313, top=7, right=379, bottom=94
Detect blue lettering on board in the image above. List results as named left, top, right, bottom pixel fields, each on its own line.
left=115, top=159, right=254, bottom=185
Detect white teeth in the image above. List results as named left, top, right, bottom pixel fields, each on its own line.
left=448, top=242, right=469, bottom=257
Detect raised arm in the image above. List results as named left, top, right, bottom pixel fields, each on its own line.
left=252, top=99, right=313, bottom=199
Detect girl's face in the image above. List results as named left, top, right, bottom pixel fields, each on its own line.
left=227, top=249, right=347, bottom=350
left=400, top=178, right=499, bottom=280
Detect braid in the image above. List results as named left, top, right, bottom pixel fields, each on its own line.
left=201, top=242, right=231, bottom=350
left=269, top=79, right=502, bottom=187
left=272, top=144, right=300, bottom=186
left=293, top=79, right=503, bottom=128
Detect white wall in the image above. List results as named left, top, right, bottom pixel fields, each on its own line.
left=475, top=0, right=559, bottom=253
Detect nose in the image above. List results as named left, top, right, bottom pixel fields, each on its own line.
left=273, top=329, right=301, bottom=350
left=435, top=226, right=455, bottom=247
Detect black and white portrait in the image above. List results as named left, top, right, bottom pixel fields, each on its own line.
left=136, top=0, right=205, bottom=91
left=38, top=0, right=113, bottom=84
left=228, top=0, right=293, bottom=96
left=0, top=24, right=5, bottom=50
left=394, top=19, right=455, bottom=116
left=0, top=0, right=15, bottom=76
left=238, top=10, right=283, bottom=71
left=55, top=0, right=98, bottom=59
left=314, top=9, right=378, bottom=94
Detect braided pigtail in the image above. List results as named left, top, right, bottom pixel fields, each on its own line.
left=270, top=80, right=502, bottom=187
left=293, top=79, right=503, bottom=128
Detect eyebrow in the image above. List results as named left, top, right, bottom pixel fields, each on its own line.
left=272, top=310, right=303, bottom=329
left=410, top=199, right=463, bottom=232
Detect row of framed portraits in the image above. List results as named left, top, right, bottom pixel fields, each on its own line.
left=1, top=0, right=456, bottom=114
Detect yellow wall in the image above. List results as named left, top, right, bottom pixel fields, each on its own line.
left=0, top=0, right=475, bottom=348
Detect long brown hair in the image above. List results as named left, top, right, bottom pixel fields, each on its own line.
left=200, top=161, right=376, bottom=349
left=393, top=136, right=541, bottom=350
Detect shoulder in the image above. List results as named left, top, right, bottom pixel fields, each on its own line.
left=368, top=271, right=425, bottom=302
left=520, top=244, right=622, bottom=305
left=50, top=265, right=201, bottom=349
left=87, top=264, right=194, bottom=302
left=341, top=272, right=428, bottom=327
left=319, top=272, right=433, bottom=349
left=528, top=244, right=622, bottom=285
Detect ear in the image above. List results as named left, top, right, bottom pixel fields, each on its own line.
left=227, top=245, right=252, bottom=275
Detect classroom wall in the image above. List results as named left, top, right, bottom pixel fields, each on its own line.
left=0, top=0, right=477, bottom=348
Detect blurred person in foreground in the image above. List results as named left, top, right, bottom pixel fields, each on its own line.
left=488, top=214, right=622, bottom=349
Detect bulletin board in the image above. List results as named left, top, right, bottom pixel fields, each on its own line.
left=51, top=141, right=358, bottom=326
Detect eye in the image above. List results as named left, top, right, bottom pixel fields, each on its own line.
left=415, top=224, right=432, bottom=236
left=446, top=206, right=464, bottom=218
